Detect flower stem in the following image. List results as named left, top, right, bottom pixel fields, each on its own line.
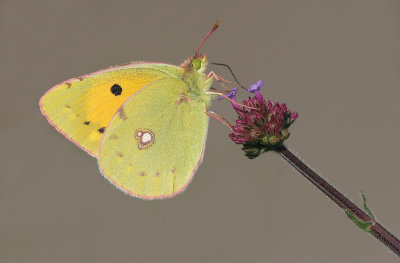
left=276, top=145, right=400, bottom=257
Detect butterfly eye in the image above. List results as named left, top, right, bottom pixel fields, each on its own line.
left=192, top=58, right=201, bottom=70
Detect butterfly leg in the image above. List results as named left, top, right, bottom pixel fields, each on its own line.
left=205, top=110, right=233, bottom=131
left=204, top=89, right=257, bottom=111
left=207, top=71, right=240, bottom=88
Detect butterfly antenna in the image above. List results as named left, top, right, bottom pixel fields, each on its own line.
left=211, top=62, right=247, bottom=91
left=194, top=20, right=220, bottom=57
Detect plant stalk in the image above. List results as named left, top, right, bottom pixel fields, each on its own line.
left=276, top=145, right=400, bottom=256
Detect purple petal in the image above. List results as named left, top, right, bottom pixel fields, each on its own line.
left=218, top=87, right=238, bottom=101
left=226, top=88, right=238, bottom=99
left=247, top=80, right=263, bottom=93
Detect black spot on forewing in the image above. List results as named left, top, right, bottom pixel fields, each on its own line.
left=111, top=84, right=122, bottom=96
left=65, top=105, right=71, bottom=109
left=83, top=121, right=90, bottom=125
left=97, top=127, right=105, bottom=133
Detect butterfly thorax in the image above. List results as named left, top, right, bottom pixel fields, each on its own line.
left=180, top=55, right=212, bottom=105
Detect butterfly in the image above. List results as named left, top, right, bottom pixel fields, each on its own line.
left=40, top=21, right=223, bottom=199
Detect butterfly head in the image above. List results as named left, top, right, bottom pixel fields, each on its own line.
left=181, top=54, right=208, bottom=74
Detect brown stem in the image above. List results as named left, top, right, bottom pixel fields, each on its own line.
left=276, top=145, right=400, bottom=256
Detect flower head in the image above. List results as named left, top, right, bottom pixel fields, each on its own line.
left=229, top=80, right=298, bottom=158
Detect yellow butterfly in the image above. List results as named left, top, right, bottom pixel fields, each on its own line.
left=40, top=21, right=222, bottom=199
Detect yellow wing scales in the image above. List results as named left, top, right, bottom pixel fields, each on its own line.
left=40, top=65, right=178, bottom=156
left=98, top=77, right=209, bottom=199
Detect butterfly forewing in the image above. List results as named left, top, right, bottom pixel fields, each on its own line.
left=40, top=64, right=181, bottom=156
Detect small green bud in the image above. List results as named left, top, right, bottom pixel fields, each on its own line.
left=268, top=136, right=281, bottom=145
left=280, top=130, right=289, bottom=140
left=260, top=136, right=269, bottom=145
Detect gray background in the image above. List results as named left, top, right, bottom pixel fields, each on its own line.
left=1, top=0, right=400, bottom=262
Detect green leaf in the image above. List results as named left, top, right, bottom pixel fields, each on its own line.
left=345, top=210, right=372, bottom=232
left=362, top=192, right=375, bottom=220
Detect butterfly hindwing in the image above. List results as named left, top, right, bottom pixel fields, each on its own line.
left=98, top=77, right=209, bottom=199
left=40, top=63, right=181, bottom=156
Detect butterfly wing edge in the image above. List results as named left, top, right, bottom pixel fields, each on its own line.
left=97, top=137, right=207, bottom=200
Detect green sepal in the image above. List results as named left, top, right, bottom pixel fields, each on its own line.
left=242, top=135, right=288, bottom=159
left=345, top=210, right=372, bottom=232
left=242, top=144, right=262, bottom=159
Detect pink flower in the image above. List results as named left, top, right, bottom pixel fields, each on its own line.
left=228, top=80, right=298, bottom=158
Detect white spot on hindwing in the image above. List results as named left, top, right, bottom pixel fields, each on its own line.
left=142, top=133, right=152, bottom=143
left=134, top=129, right=155, bottom=150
